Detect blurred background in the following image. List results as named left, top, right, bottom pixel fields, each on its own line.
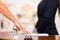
left=0, top=0, right=60, bottom=35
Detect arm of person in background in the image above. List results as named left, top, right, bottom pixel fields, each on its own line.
left=0, top=1, right=28, bottom=33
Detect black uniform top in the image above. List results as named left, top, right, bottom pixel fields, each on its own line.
left=35, top=0, right=58, bottom=35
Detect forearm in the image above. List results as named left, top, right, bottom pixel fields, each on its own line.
left=0, top=1, right=17, bottom=23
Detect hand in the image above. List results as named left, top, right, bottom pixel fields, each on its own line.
left=14, top=21, right=29, bottom=34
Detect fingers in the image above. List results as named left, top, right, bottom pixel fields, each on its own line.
left=21, top=27, right=29, bottom=34
left=14, top=22, right=29, bottom=34
left=16, top=26, right=29, bottom=34
left=16, top=26, right=20, bottom=31
left=14, top=23, right=21, bottom=31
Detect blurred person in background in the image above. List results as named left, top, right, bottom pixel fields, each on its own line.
left=34, top=0, right=59, bottom=40
left=35, top=0, right=58, bottom=35
left=0, top=1, right=28, bottom=33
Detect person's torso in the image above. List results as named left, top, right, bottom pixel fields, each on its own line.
left=37, top=0, right=47, bottom=18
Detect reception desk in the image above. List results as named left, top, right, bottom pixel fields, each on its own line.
left=0, top=31, right=59, bottom=40
left=0, top=29, right=13, bottom=40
